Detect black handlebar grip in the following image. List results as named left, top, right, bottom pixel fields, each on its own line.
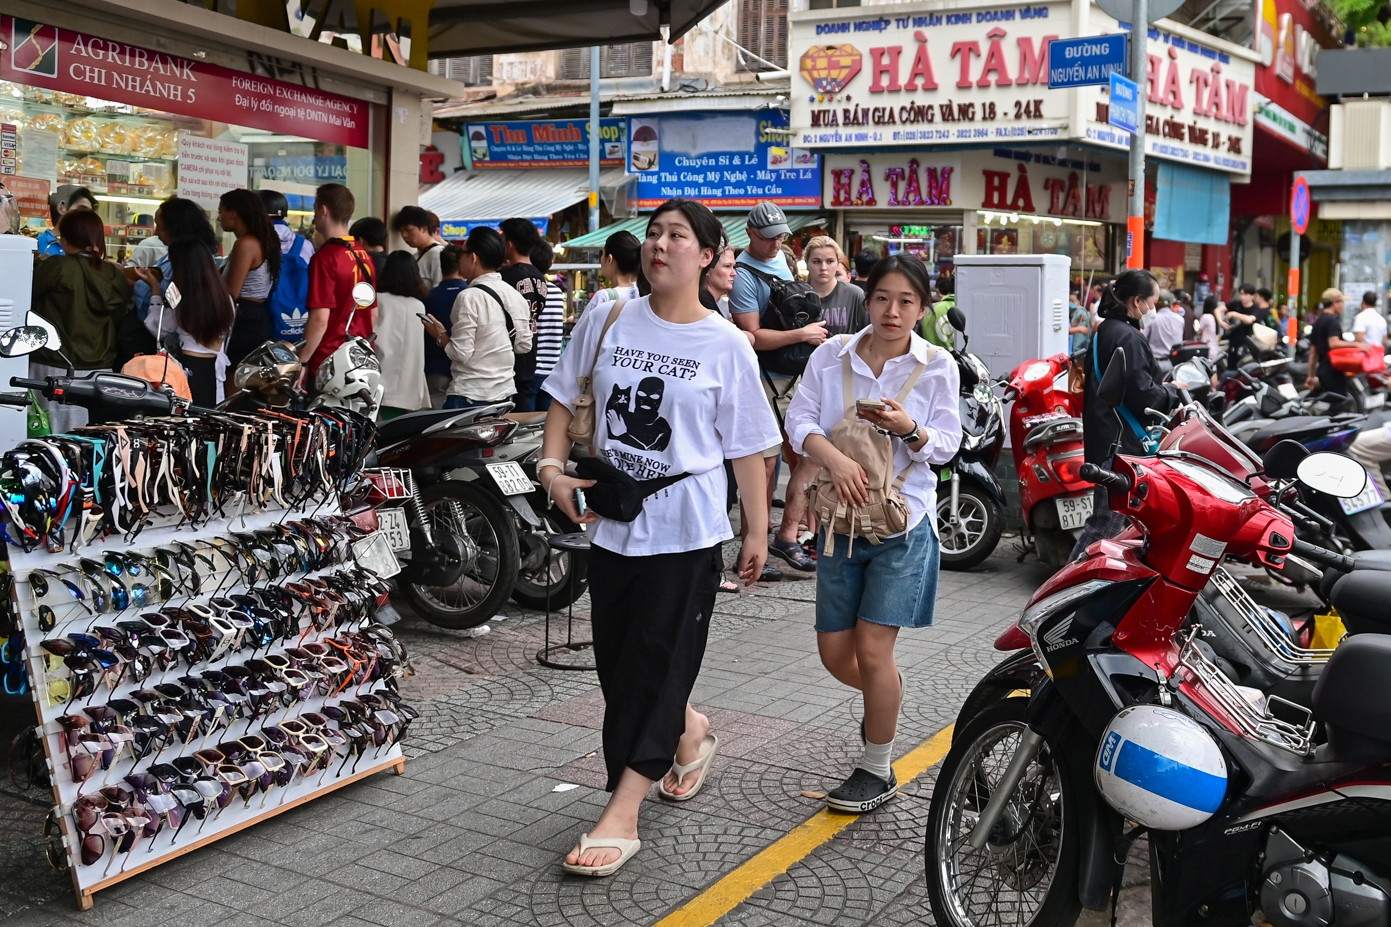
left=9, top=377, right=46, bottom=391
left=1290, top=538, right=1356, bottom=573
left=1079, top=462, right=1132, bottom=493
left=0, top=393, right=30, bottom=407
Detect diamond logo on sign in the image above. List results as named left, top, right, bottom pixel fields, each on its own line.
left=1108, top=72, right=1140, bottom=134
left=799, top=44, right=862, bottom=98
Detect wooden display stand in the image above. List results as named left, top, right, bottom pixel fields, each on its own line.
left=10, top=505, right=406, bottom=910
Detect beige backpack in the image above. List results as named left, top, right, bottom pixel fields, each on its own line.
left=805, top=337, right=933, bottom=556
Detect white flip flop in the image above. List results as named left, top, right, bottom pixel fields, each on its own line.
left=657, top=734, right=719, bottom=802
left=561, top=833, right=642, bottom=877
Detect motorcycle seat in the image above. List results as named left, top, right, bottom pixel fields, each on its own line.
left=1241, top=416, right=1334, bottom=453
left=377, top=407, right=494, bottom=447
left=1023, top=417, right=1084, bottom=453
left=1318, top=549, right=1391, bottom=601
left=1313, top=634, right=1391, bottom=757
left=1329, top=570, right=1391, bottom=636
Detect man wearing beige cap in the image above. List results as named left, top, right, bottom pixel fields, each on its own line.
left=1307, top=287, right=1353, bottom=396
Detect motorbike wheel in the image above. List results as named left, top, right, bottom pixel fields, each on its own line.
left=404, top=481, right=521, bottom=630
left=926, top=698, right=1082, bottom=927
left=511, top=510, right=588, bottom=610
left=937, top=485, right=1004, bottom=571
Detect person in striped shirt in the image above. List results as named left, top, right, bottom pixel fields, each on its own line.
left=532, top=242, right=567, bottom=412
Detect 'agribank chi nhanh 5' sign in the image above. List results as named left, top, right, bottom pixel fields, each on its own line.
left=1, top=16, right=369, bottom=149
left=789, top=0, right=1256, bottom=175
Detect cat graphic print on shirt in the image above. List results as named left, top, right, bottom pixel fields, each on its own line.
left=545, top=297, right=780, bottom=556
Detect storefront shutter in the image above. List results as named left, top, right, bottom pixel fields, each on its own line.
left=429, top=56, right=495, bottom=86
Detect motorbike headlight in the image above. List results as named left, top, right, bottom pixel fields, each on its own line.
left=1018, top=580, right=1112, bottom=668
left=315, top=356, right=335, bottom=392
left=347, top=341, right=379, bottom=370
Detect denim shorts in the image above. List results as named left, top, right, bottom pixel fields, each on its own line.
left=813, top=520, right=940, bottom=633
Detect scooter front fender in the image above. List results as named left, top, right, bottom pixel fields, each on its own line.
left=956, top=457, right=1007, bottom=506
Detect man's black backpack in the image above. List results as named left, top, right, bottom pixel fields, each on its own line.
left=738, top=264, right=823, bottom=376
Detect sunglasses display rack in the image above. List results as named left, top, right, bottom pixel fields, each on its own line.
left=4, top=460, right=414, bottom=909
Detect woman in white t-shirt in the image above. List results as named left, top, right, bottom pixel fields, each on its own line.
left=541, top=200, right=780, bottom=877
left=373, top=250, right=431, bottom=418
left=785, top=253, right=961, bottom=814
left=581, top=230, right=643, bottom=315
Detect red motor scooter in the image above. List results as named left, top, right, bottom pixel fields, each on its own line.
left=1003, top=352, right=1094, bottom=568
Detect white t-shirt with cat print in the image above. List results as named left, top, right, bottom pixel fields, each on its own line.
left=546, top=296, right=780, bottom=557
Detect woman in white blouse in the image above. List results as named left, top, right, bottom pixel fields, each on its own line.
left=785, top=253, right=961, bottom=814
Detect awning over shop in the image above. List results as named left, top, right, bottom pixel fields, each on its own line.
left=421, top=168, right=631, bottom=234
left=561, top=214, right=826, bottom=251
left=429, top=0, right=726, bottom=57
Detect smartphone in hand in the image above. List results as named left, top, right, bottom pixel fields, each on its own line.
left=574, top=488, right=587, bottom=517
left=855, top=398, right=886, bottom=412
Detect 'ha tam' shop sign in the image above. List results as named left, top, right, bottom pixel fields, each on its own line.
left=789, top=0, right=1257, bottom=175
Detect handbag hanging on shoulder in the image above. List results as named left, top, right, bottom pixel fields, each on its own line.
left=805, top=337, right=933, bottom=556
left=567, top=300, right=625, bottom=448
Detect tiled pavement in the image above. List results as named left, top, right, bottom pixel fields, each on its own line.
left=0, top=534, right=1320, bottom=926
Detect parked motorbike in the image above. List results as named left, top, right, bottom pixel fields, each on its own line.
left=936, top=308, right=1007, bottom=570
left=925, top=349, right=1391, bottom=927
left=372, top=404, right=587, bottom=629
left=1002, top=352, right=1091, bottom=569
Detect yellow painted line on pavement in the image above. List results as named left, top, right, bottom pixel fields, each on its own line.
left=652, top=723, right=954, bottom=927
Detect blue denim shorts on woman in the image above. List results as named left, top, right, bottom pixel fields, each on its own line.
left=813, top=520, right=940, bottom=633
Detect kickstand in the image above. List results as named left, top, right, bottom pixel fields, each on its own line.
left=1013, top=535, right=1036, bottom=563
left=1110, top=825, right=1148, bottom=927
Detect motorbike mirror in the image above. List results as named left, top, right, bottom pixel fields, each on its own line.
left=1261, top=439, right=1309, bottom=480
left=0, top=325, right=49, bottom=358
left=1296, top=452, right=1369, bottom=499
left=1206, top=393, right=1227, bottom=416
left=23, top=312, right=60, bottom=352
left=351, top=282, right=376, bottom=309
left=1097, top=347, right=1127, bottom=407
left=947, top=305, right=966, bottom=333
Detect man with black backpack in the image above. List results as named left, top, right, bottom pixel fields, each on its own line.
left=731, top=202, right=829, bottom=576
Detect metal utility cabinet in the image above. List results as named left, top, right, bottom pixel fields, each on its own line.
left=953, top=254, right=1072, bottom=390
left=0, top=236, right=37, bottom=451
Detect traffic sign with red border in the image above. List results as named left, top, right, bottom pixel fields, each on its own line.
left=1291, top=176, right=1311, bottom=235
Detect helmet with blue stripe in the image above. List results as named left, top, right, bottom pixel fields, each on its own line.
left=1094, top=705, right=1228, bottom=830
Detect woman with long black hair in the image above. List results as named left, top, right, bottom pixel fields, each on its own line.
left=1072, top=268, right=1184, bottom=558
left=540, top=199, right=779, bottom=877
left=137, top=239, right=235, bottom=407
left=219, top=188, right=281, bottom=372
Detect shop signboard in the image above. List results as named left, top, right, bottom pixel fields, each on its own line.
left=1251, top=0, right=1337, bottom=158
left=438, top=217, right=548, bottom=239
left=4, top=174, right=50, bottom=219
left=465, top=119, right=626, bottom=169
left=824, top=148, right=1126, bottom=221
left=789, top=0, right=1072, bottom=149
left=627, top=111, right=821, bottom=210
left=1081, top=18, right=1257, bottom=175
left=249, top=155, right=350, bottom=184
left=0, top=16, right=370, bottom=149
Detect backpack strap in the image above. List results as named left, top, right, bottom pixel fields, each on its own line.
left=834, top=335, right=856, bottom=417
left=886, top=345, right=937, bottom=491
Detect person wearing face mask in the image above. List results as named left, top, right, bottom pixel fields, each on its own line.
left=1073, top=269, right=1185, bottom=559
left=540, top=199, right=779, bottom=878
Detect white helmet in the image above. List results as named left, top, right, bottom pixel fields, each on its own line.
left=1094, top=705, right=1227, bottom=830
left=311, top=336, right=383, bottom=417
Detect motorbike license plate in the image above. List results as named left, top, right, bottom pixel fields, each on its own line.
left=1367, top=392, right=1387, bottom=410
left=487, top=461, right=533, bottom=496
left=376, top=507, right=411, bottom=551
left=1339, top=480, right=1384, bottom=515
left=352, top=530, right=402, bottom=578
left=1057, top=494, right=1094, bottom=531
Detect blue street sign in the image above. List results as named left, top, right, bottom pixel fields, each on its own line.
left=1047, top=34, right=1128, bottom=89
left=1108, top=72, right=1140, bottom=134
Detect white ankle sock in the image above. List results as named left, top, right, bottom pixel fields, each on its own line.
left=857, top=739, right=894, bottom=781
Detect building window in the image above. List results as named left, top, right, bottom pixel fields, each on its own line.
left=428, top=56, right=494, bottom=86
left=559, top=44, right=655, bottom=79
left=738, top=0, right=788, bottom=70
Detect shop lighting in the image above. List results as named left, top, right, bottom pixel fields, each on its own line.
left=973, top=210, right=1103, bottom=229
left=100, top=194, right=165, bottom=206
